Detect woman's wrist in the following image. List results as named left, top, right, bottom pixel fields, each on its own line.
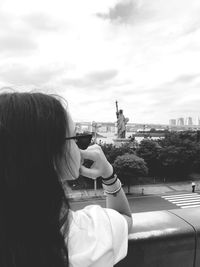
left=102, top=167, right=122, bottom=195
left=102, top=178, right=122, bottom=195
left=101, top=163, right=113, bottom=179
left=102, top=168, right=116, bottom=184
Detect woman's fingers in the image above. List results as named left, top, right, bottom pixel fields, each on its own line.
left=80, top=165, right=100, bottom=179
left=80, top=145, right=101, bottom=161
left=80, top=150, right=98, bottom=161
left=79, top=144, right=112, bottom=179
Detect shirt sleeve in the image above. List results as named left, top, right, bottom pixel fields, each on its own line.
left=67, top=205, right=128, bottom=267
left=104, top=208, right=128, bottom=264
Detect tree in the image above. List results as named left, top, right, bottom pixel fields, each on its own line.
left=136, top=139, right=162, bottom=176
left=113, top=153, right=148, bottom=194
left=100, top=142, right=136, bottom=164
left=150, top=128, right=156, bottom=133
left=158, top=131, right=196, bottom=147
left=192, top=143, right=200, bottom=172
left=158, top=133, right=197, bottom=179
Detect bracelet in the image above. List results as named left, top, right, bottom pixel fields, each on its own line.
left=102, top=167, right=117, bottom=186
left=102, top=174, right=117, bottom=186
left=102, top=178, right=122, bottom=195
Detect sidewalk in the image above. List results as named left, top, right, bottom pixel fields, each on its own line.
left=66, top=180, right=200, bottom=201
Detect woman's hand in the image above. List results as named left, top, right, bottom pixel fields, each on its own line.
left=79, top=144, right=113, bottom=179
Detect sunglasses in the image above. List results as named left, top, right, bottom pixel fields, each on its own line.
left=65, top=133, right=93, bottom=150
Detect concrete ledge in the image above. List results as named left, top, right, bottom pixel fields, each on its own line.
left=169, top=208, right=200, bottom=267
left=116, top=208, right=200, bottom=267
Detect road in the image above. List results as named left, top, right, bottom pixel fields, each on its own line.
left=70, top=192, right=200, bottom=213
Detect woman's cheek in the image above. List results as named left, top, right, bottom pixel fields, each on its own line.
left=71, top=143, right=81, bottom=178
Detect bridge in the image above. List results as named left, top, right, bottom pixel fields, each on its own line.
left=117, top=207, right=200, bottom=267
left=131, top=132, right=166, bottom=138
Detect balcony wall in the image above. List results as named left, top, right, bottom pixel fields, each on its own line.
left=116, top=208, right=200, bottom=267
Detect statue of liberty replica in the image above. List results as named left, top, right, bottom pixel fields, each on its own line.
left=115, top=101, right=129, bottom=138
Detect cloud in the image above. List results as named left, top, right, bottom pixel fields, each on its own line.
left=136, top=73, right=200, bottom=121
left=180, top=19, right=200, bottom=37
left=0, top=34, right=37, bottom=56
left=162, top=73, right=200, bottom=87
left=0, top=0, right=199, bottom=124
left=0, top=11, right=38, bottom=56
left=0, top=64, right=63, bottom=86
left=172, top=74, right=200, bottom=84
left=96, top=0, right=137, bottom=24
left=87, top=69, right=118, bottom=82
left=63, top=69, right=118, bottom=89
left=178, top=100, right=200, bottom=112
left=22, top=13, right=64, bottom=32
left=96, top=0, right=200, bottom=39
left=0, top=12, right=64, bottom=57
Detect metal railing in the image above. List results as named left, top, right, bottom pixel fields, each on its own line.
left=116, top=207, right=200, bottom=267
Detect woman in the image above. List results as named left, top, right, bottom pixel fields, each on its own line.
left=0, top=92, right=132, bottom=267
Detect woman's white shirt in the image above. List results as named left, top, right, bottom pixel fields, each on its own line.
left=63, top=205, right=128, bottom=267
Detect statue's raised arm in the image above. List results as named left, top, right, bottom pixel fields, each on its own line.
left=115, top=100, right=119, bottom=119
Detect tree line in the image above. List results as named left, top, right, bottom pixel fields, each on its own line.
left=100, top=131, right=200, bottom=191
left=69, top=131, right=200, bottom=191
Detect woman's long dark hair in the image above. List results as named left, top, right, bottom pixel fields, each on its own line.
left=0, top=92, right=70, bottom=267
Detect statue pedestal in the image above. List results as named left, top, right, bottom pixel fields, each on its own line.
left=113, top=138, right=130, bottom=147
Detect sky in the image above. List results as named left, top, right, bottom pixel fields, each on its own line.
left=0, top=0, right=200, bottom=124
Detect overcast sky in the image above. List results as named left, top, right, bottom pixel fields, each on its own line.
left=0, top=0, right=200, bottom=124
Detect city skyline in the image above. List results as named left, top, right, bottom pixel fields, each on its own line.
left=170, top=116, right=200, bottom=126
left=0, top=0, right=200, bottom=124
left=75, top=115, right=200, bottom=126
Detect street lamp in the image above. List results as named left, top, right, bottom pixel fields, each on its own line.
left=91, top=121, right=102, bottom=194
left=92, top=121, right=101, bottom=143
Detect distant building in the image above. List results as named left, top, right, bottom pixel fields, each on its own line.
left=75, top=121, right=169, bottom=134
left=169, top=119, right=176, bottom=126
left=177, top=117, right=184, bottom=126
left=110, top=126, right=115, bottom=133
left=197, top=117, right=200, bottom=125
left=98, top=126, right=107, bottom=133
left=185, top=117, right=193, bottom=126
left=75, top=122, right=92, bottom=133
left=191, top=117, right=199, bottom=125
